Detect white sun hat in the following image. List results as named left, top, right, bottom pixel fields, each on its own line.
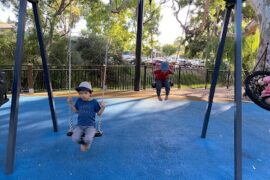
left=75, top=81, right=93, bottom=92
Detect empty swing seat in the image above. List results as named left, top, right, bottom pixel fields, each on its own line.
left=0, top=70, right=9, bottom=107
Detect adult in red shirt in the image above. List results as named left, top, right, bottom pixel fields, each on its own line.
left=154, top=61, right=173, bottom=101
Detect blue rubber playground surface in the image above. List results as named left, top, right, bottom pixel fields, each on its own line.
left=0, top=96, right=270, bottom=179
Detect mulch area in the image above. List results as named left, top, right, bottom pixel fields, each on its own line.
left=21, top=87, right=250, bottom=102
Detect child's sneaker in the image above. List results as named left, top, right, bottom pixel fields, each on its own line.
left=80, top=144, right=87, bottom=152
left=158, top=96, right=163, bottom=101
left=84, top=144, right=90, bottom=151
left=165, top=96, right=168, bottom=100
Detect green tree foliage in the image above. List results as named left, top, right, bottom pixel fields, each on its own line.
left=173, top=0, right=258, bottom=70
left=76, top=33, right=107, bottom=65
left=74, top=32, right=124, bottom=65
left=141, top=1, right=161, bottom=57
left=0, top=0, right=258, bottom=68
left=83, top=0, right=161, bottom=59
left=0, top=29, right=16, bottom=65
left=0, top=0, right=82, bottom=65
left=48, top=35, right=69, bottom=64
left=0, top=0, right=163, bottom=66
left=82, top=1, right=134, bottom=63
left=162, top=44, right=177, bottom=56
left=242, top=29, right=260, bottom=71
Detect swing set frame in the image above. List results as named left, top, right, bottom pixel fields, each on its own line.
left=5, top=1, right=244, bottom=179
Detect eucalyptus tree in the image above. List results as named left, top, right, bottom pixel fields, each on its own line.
left=172, top=0, right=259, bottom=71
left=247, top=0, right=270, bottom=69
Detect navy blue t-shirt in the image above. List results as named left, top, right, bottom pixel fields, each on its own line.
left=75, top=98, right=101, bottom=126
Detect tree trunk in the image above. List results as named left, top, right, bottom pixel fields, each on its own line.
left=244, top=18, right=258, bottom=36
left=47, top=19, right=56, bottom=51
left=45, top=0, right=70, bottom=57
left=248, top=0, right=270, bottom=69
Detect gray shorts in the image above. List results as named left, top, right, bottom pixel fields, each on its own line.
left=72, top=126, right=96, bottom=145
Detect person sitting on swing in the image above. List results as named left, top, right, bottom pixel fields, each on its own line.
left=258, top=76, right=270, bottom=104
left=154, top=61, right=174, bottom=101
left=67, top=81, right=105, bottom=152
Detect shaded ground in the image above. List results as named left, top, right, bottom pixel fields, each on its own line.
left=22, top=87, right=242, bottom=102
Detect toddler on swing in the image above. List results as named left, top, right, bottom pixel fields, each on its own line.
left=153, top=61, right=174, bottom=101
left=67, top=81, right=105, bottom=152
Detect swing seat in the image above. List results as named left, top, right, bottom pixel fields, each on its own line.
left=0, top=96, right=9, bottom=107
left=245, top=71, right=270, bottom=111
left=66, top=130, right=103, bottom=138
left=95, top=130, right=103, bottom=137
left=78, top=131, right=102, bottom=144
left=66, top=131, right=73, bottom=136
left=151, top=80, right=174, bottom=88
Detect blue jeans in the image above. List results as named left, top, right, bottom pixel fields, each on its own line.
left=155, top=79, right=170, bottom=96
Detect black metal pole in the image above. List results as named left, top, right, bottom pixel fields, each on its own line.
left=204, top=69, right=208, bottom=89
left=178, top=66, right=181, bottom=89
left=32, top=2, right=58, bottom=132
left=201, top=4, right=233, bottom=138
left=234, top=0, right=242, bottom=179
left=227, top=70, right=230, bottom=89
left=6, top=0, right=27, bottom=174
left=143, top=65, right=147, bottom=90
left=134, top=0, right=144, bottom=91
